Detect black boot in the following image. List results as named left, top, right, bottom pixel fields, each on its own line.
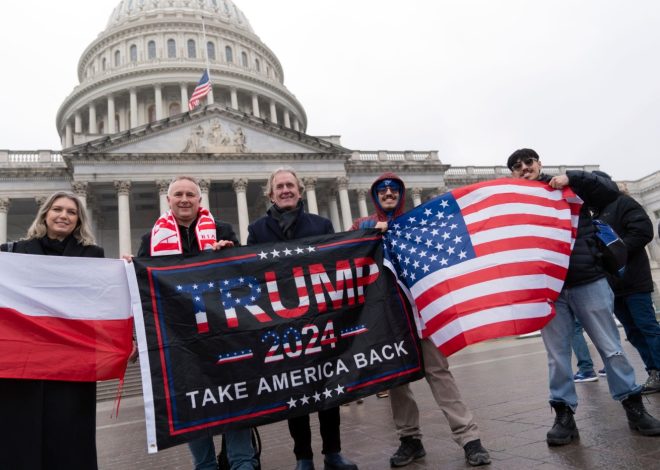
left=622, top=392, right=660, bottom=435
left=547, top=401, right=579, bottom=446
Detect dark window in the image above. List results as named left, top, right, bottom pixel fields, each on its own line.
left=241, top=51, right=248, bottom=67
left=167, top=39, right=176, bottom=58
left=147, top=40, right=156, bottom=59
left=187, top=39, right=196, bottom=58
left=129, top=44, right=137, bottom=62
left=225, top=46, right=233, bottom=63
left=255, top=58, right=260, bottom=72
left=207, top=42, right=216, bottom=60
left=114, top=50, right=121, bottom=66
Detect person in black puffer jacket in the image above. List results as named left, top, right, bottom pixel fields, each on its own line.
left=507, top=149, right=660, bottom=446
left=589, top=171, right=660, bottom=394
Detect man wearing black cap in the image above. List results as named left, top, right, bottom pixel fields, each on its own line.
left=351, top=173, right=491, bottom=468
left=507, top=149, right=660, bottom=445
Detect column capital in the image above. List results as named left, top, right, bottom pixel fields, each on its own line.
left=0, top=197, right=10, bottom=213
left=336, top=176, right=350, bottom=191
left=303, top=177, right=317, bottom=190
left=356, top=188, right=368, bottom=199
left=35, top=196, right=47, bottom=207
left=71, top=181, right=88, bottom=197
left=411, top=187, right=423, bottom=198
left=156, top=179, right=170, bottom=195
left=198, top=179, right=211, bottom=193
left=233, top=177, right=249, bottom=193
left=327, top=187, right=338, bottom=198
left=114, top=180, right=132, bottom=195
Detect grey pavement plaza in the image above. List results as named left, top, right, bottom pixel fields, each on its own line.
left=97, top=334, right=660, bottom=469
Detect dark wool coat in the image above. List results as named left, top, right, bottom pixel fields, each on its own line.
left=595, top=193, right=654, bottom=296
left=0, top=236, right=104, bottom=470
left=247, top=203, right=334, bottom=244
left=539, top=170, right=620, bottom=287
left=137, top=217, right=239, bottom=256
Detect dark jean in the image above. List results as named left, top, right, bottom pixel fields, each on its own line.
left=614, top=292, right=660, bottom=372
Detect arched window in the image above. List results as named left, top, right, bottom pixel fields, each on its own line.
left=241, top=51, right=248, bottom=67
left=167, top=39, right=176, bottom=58
left=114, top=50, right=121, bottom=67
left=187, top=39, right=196, bottom=58
left=207, top=41, right=216, bottom=60
left=147, top=40, right=156, bottom=59
left=225, top=45, right=233, bottom=63
left=102, top=57, right=106, bottom=71
left=130, top=44, right=137, bottom=62
left=255, top=58, right=260, bottom=72
left=147, top=105, right=156, bottom=122
left=266, top=66, right=271, bottom=77
left=169, top=102, right=181, bottom=116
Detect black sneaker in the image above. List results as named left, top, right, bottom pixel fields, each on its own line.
left=389, top=437, right=425, bottom=467
left=463, top=439, right=491, bottom=466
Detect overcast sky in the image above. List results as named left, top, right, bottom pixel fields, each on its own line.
left=1, top=0, right=659, bottom=180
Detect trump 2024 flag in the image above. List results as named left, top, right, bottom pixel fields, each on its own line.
left=383, top=178, right=582, bottom=356
left=0, top=252, right=134, bottom=381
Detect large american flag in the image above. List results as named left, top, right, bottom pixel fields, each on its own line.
left=383, top=178, right=582, bottom=356
left=188, top=69, right=211, bottom=110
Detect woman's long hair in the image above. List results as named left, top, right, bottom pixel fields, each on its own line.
left=25, top=191, right=96, bottom=245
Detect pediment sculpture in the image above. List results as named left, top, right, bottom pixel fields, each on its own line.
left=182, top=119, right=248, bottom=153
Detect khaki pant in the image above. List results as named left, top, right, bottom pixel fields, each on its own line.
left=390, top=338, right=480, bottom=447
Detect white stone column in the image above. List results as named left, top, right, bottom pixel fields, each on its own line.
left=233, top=178, right=249, bottom=245
left=0, top=198, right=9, bottom=244
left=65, top=123, right=73, bottom=148
left=129, top=88, right=138, bottom=128
left=89, top=102, right=97, bottom=134
left=251, top=93, right=260, bottom=118
left=283, top=110, right=291, bottom=128
left=327, top=189, right=341, bottom=232
left=293, top=117, right=300, bottom=132
left=337, top=177, right=352, bottom=231
left=357, top=189, right=369, bottom=218
left=107, top=95, right=116, bottom=134
left=114, top=180, right=132, bottom=255
left=411, top=187, right=423, bottom=207
left=199, top=179, right=210, bottom=210
left=154, top=84, right=163, bottom=120
left=303, top=177, right=318, bottom=215
left=72, top=182, right=91, bottom=229
left=74, top=112, right=82, bottom=133
left=230, top=88, right=239, bottom=110
left=269, top=100, right=277, bottom=124
left=71, top=182, right=88, bottom=209
left=157, top=180, right=169, bottom=214
left=180, top=83, right=188, bottom=111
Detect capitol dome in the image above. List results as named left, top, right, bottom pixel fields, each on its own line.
left=56, top=0, right=306, bottom=147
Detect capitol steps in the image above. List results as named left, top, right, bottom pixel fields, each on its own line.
left=96, top=361, right=143, bottom=402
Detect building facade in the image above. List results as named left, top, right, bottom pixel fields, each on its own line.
left=1, top=0, right=659, bottom=300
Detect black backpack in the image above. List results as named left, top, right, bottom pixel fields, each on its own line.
left=592, top=219, right=627, bottom=278
left=217, top=427, right=261, bottom=470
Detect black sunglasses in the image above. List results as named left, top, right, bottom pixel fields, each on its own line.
left=511, top=157, right=538, bottom=172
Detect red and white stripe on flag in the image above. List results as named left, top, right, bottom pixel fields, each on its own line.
left=0, top=252, right=134, bottom=381
left=188, top=69, right=211, bottom=110
left=388, top=178, right=582, bottom=356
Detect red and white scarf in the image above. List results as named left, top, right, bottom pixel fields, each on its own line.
left=150, top=208, right=217, bottom=256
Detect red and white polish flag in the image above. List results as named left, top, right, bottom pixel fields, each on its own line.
left=0, top=252, right=134, bottom=381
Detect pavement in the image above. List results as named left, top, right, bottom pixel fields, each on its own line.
left=96, top=334, right=660, bottom=469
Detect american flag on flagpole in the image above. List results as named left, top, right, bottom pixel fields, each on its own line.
left=383, top=178, right=582, bottom=356
left=188, top=69, right=211, bottom=110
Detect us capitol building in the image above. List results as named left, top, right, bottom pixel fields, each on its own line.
left=1, top=0, right=659, bottom=291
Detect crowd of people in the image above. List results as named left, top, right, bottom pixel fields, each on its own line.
left=1, top=153, right=659, bottom=469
